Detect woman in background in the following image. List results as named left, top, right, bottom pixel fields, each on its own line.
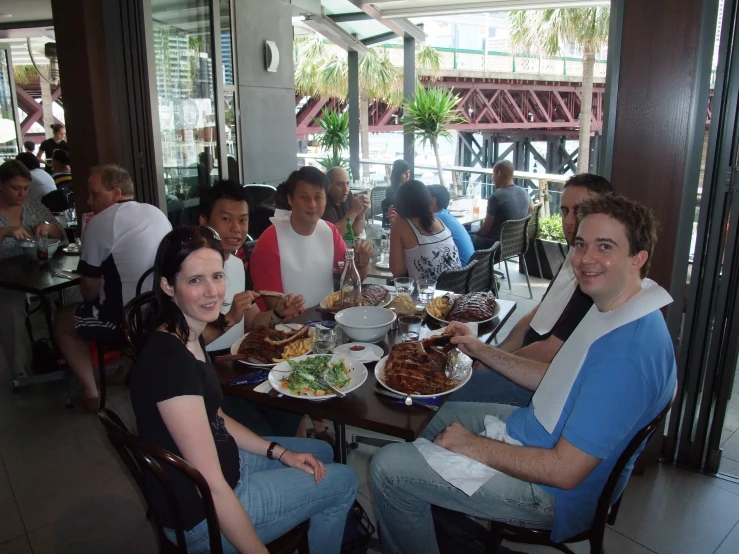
left=389, top=179, right=460, bottom=281
left=37, top=123, right=68, bottom=165
left=129, top=226, right=357, bottom=553
left=381, top=159, right=411, bottom=226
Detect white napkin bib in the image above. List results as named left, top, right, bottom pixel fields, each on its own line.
left=529, top=248, right=578, bottom=335
left=531, top=279, right=673, bottom=433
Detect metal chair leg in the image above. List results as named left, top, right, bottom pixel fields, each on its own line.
left=521, top=257, right=533, bottom=299
left=503, top=259, right=511, bottom=290
left=533, top=240, right=544, bottom=279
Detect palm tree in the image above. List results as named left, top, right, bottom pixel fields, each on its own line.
left=402, top=86, right=464, bottom=191
left=510, top=7, right=609, bottom=173
left=295, top=37, right=442, bottom=177
left=313, top=108, right=350, bottom=171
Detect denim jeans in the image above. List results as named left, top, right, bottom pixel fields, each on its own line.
left=449, top=369, right=533, bottom=407
left=165, top=437, right=358, bottom=554
left=370, top=402, right=555, bottom=554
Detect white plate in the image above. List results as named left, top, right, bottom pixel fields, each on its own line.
left=374, top=260, right=390, bottom=270
left=268, top=354, right=368, bottom=401
left=425, top=294, right=501, bottom=325
left=375, top=356, right=471, bottom=398
left=319, top=288, right=392, bottom=309
left=333, top=342, right=384, bottom=363
left=230, top=328, right=312, bottom=368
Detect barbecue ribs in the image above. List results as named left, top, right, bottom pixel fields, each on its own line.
left=237, top=327, right=298, bottom=363
left=362, top=284, right=388, bottom=306
left=446, top=292, right=497, bottom=322
left=382, top=338, right=454, bottom=395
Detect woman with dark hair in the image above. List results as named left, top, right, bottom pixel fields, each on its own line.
left=389, top=180, right=460, bottom=281
left=37, top=123, right=68, bottom=164
left=129, top=225, right=357, bottom=554
left=272, top=181, right=291, bottom=218
left=381, top=159, right=411, bottom=226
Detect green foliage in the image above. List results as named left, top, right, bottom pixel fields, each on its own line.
left=401, top=86, right=464, bottom=148
left=312, top=108, right=349, bottom=169
left=509, top=7, right=610, bottom=57
left=13, top=65, right=42, bottom=86
left=538, top=216, right=566, bottom=243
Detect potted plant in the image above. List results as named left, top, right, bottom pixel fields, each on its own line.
left=312, top=108, right=350, bottom=173
left=522, top=215, right=568, bottom=280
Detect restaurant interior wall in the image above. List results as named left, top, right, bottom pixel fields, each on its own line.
left=233, top=0, right=297, bottom=185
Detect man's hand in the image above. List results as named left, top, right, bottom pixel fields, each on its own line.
left=445, top=321, right=487, bottom=360
left=280, top=451, right=326, bottom=484
left=352, top=193, right=370, bottom=215
left=226, top=291, right=260, bottom=325
left=8, top=226, right=33, bottom=242
left=434, top=423, right=479, bottom=456
left=276, top=294, right=305, bottom=319
left=354, top=239, right=373, bottom=267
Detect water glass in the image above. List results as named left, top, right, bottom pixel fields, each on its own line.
left=393, top=277, right=415, bottom=297
left=418, top=279, right=437, bottom=304
left=380, top=238, right=390, bottom=262
left=398, top=316, right=423, bottom=342
left=35, top=234, right=49, bottom=262
left=312, top=326, right=336, bottom=354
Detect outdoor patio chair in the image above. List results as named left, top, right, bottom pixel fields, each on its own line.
left=436, top=259, right=478, bottom=295
left=485, top=398, right=674, bottom=554
left=497, top=215, right=533, bottom=299
left=370, top=186, right=389, bottom=221
left=99, top=409, right=311, bottom=554
left=469, top=242, right=500, bottom=295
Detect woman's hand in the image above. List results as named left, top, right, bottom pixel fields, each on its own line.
left=276, top=294, right=305, bottom=319
left=7, top=226, right=33, bottom=242
left=280, top=450, right=326, bottom=484
left=33, top=222, right=49, bottom=237
left=227, top=291, right=260, bottom=325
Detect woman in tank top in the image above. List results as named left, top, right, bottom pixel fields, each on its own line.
left=389, top=180, right=461, bottom=281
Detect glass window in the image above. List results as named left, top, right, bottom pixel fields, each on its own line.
left=151, top=0, right=218, bottom=219
left=0, top=49, right=20, bottom=160
left=220, top=0, right=239, bottom=181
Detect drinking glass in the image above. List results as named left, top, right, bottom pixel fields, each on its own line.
left=418, top=279, right=437, bottom=304
left=398, top=316, right=423, bottom=342
left=312, top=326, right=336, bottom=354
left=393, top=277, right=415, bottom=297
left=35, top=234, right=49, bottom=263
left=380, top=238, right=390, bottom=262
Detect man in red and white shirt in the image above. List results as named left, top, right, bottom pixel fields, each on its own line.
left=251, top=166, right=373, bottom=309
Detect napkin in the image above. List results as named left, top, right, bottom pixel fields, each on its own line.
left=427, top=322, right=479, bottom=337
left=413, top=415, right=521, bottom=496
left=254, top=380, right=273, bottom=394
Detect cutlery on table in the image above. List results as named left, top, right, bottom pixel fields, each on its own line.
left=374, top=387, right=439, bottom=411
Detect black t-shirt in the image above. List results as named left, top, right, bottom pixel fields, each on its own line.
left=38, top=138, right=68, bottom=161
left=129, top=331, right=240, bottom=530
left=522, top=277, right=594, bottom=347
left=322, top=191, right=353, bottom=225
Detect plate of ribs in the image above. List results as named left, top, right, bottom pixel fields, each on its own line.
left=320, top=284, right=392, bottom=309
left=425, top=292, right=499, bottom=324
left=230, top=325, right=312, bottom=367
left=375, top=334, right=473, bottom=398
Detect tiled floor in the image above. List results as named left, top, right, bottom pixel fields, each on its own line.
left=1, top=265, right=739, bottom=553
left=719, top=368, right=739, bottom=478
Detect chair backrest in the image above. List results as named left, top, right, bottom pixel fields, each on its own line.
left=244, top=183, right=277, bottom=206
left=99, top=409, right=224, bottom=554
left=122, top=292, right=156, bottom=362
left=136, top=267, right=155, bottom=297
left=370, top=186, right=389, bottom=220
left=592, top=397, right=674, bottom=531
left=499, top=215, right=532, bottom=260
left=41, top=189, right=71, bottom=213
left=436, top=259, right=478, bottom=295
left=242, top=240, right=257, bottom=291
left=468, top=242, right=500, bottom=293
left=528, top=203, right=542, bottom=242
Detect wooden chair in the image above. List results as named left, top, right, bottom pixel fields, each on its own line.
left=99, top=408, right=311, bottom=553
left=469, top=242, right=500, bottom=295
left=437, top=259, right=478, bottom=295
left=497, top=215, right=533, bottom=299
left=486, top=398, right=674, bottom=554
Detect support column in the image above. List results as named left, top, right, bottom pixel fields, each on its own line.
left=348, top=50, right=360, bottom=181
left=403, top=36, right=415, bottom=177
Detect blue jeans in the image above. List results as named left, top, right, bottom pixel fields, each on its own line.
left=165, top=437, right=358, bottom=554
left=449, top=369, right=533, bottom=407
left=370, top=402, right=555, bottom=554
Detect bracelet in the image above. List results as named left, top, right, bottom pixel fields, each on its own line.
left=266, top=441, right=280, bottom=460
left=278, top=449, right=288, bottom=463
left=270, top=309, right=285, bottom=325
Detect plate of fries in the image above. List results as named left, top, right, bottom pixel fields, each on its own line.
left=425, top=294, right=500, bottom=325
left=319, top=288, right=392, bottom=309
left=272, top=337, right=313, bottom=362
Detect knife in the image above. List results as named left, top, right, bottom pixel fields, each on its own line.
left=374, top=387, right=439, bottom=411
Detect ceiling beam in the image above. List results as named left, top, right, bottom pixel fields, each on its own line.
left=361, top=30, right=396, bottom=46
left=302, top=15, right=370, bottom=53
left=327, top=12, right=373, bottom=23
left=375, top=1, right=610, bottom=18
left=346, top=0, right=425, bottom=42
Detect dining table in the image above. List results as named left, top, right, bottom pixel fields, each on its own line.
left=215, top=295, right=517, bottom=463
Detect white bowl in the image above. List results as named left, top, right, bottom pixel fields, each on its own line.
left=335, top=306, right=397, bottom=343
left=20, top=239, right=60, bottom=260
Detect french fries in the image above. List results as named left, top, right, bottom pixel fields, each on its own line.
left=323, top=290, right=342, bottom=308
left=427, top=296, right=453, bottom=320
left=272, top=338, right=313, bottom=362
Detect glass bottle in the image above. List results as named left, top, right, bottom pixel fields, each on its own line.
left=344, top=217, right=355, bottom=247
left=340, top=248, right=362, bottom=308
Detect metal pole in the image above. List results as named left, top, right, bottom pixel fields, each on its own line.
left=348, top=50, right=360, bottom=181
left=404, top=36, right=415, bottom=177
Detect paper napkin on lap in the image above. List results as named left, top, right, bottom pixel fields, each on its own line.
left=413, top=416, right=521, bottom=496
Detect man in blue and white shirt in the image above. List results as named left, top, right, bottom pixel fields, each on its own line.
left=54, top=165, right=171, bottom=411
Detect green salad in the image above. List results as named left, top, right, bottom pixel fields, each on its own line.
left=280, top=355, right=351, bottom=396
